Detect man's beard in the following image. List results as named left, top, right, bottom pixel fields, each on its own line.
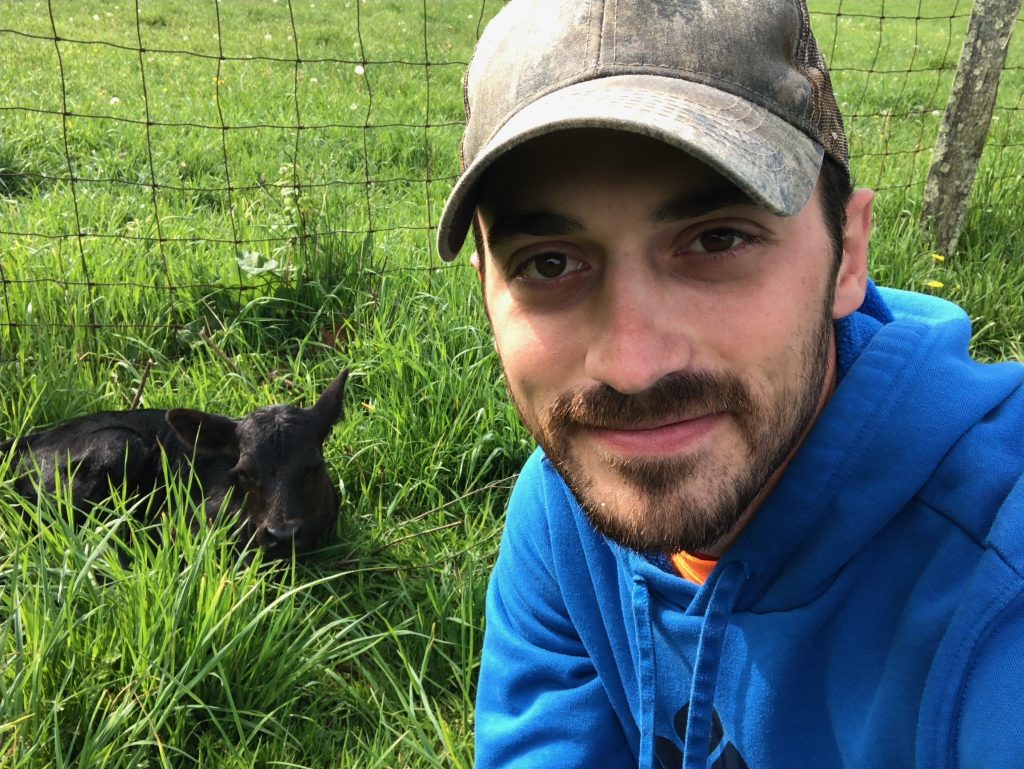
left=509, top=306, right=834, bottom=554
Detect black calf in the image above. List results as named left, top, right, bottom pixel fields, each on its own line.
left=0, top=370, right=349, bottom=558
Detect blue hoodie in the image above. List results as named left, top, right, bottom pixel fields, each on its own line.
left=475, top=285, right=1024, bottom=769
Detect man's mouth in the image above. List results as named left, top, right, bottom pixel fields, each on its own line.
left=585, top=412, right=725, bottom=457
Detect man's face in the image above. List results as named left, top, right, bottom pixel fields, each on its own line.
left=477, top=130, right=869, bottom=555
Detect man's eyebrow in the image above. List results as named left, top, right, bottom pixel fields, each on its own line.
left=483, top=188, right=756, bottom=251
left=485, top=211, right=585, bottom=251
left=650, top=187, right=757, bottom=224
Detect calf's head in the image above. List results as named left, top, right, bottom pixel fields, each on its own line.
left=165, top=370, right=349, bottom=558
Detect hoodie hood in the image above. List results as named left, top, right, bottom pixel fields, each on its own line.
left=720, top=286, right=1018, bottom=611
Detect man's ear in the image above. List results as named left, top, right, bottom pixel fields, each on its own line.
left=832, top=187, right=874, bottom=320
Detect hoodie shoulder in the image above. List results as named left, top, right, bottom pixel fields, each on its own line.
left=478, top=448, right=641, bottom=768
left=918, top=474, right=1024, bottom=769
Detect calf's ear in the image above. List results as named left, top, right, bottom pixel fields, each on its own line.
left=166, top=409, right=239, bottom=455
left=310, top=369, right=349, bottom=440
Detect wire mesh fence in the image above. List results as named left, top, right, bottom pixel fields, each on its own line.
left=0, top=0, right=1021, bottom=368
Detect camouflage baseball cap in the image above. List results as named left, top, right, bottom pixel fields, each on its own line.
left=437, top=0, right=848, bottom=261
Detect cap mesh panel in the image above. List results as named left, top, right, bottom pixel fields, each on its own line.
left=795, top=0, right=849, bottom=168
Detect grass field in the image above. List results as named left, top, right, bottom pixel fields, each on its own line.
left=1, top=1, right=1022, bottom=766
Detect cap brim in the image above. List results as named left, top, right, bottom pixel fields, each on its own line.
left=437, top=73, right=824, bottom=261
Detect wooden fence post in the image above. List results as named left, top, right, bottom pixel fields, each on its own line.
left=921, top=0, right=1022, bottom=255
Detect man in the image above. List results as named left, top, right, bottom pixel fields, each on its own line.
left=437, top=1, right=1024, bottom=767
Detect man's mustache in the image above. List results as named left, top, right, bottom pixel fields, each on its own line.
left=543, top=371, right=754, bottom=432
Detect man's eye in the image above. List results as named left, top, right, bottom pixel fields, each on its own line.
left=692, top=229, right=745, bottom=253
left=519, top=252, right=583, bottom=280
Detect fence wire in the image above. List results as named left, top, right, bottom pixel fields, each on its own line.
left=0, top=0, right=1021, bottom=368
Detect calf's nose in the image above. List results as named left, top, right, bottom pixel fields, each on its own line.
left=265, top=522, right=302, bottom=544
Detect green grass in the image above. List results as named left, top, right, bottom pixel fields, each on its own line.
left=1, top=1, right=1023, bottom=766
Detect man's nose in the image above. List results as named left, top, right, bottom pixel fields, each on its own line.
left=583, top=269, right=693, bottom=395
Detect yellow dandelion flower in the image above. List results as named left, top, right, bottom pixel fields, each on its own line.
left=924, top=280, right=944, bottom=289
left=930, top=253, right=946, bottom=263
